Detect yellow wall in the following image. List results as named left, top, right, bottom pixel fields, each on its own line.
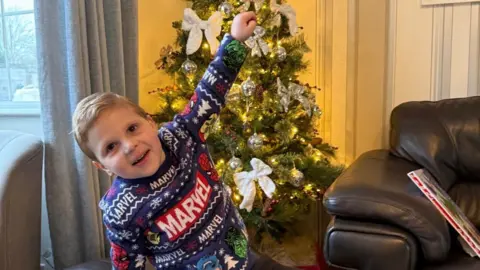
left=138, top=0, right=188, bottom=114
left=138, top=0, right=321, bottom=113
left=308, top=0, right=388, bottom=164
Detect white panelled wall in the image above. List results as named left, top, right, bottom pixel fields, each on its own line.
left=389, top=1, right=480, bottom=103
left=319, top=0, right=480, bottom=165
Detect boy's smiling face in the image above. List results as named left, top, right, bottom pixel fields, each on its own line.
left=87, top=105, right=165, bottom=179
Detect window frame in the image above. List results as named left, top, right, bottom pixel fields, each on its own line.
left=0, top=101, right=39, bottom=115
left=0, top=2, right=39, bottom=116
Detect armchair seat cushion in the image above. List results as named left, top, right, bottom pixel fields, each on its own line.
left=449, top=182, right=480, bottom=228
left=421, top=247, right=480, bottom=270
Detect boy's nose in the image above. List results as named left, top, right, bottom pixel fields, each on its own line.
left=123, top=139, right=137, bottom=154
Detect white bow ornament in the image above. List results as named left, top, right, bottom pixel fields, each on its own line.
left=277, top=77, right=312, bottom=116
left=181, top=8, right=223, bottom=55
left=244, top=26, right=270, bottom=57
left=234, top=158, right=276, bottom=212
left=270, top=0, right=299, bottom=36
left=241, top=0, right=265, bottom=12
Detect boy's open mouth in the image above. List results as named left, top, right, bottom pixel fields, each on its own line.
left=132, top=150, right=150, bottom=166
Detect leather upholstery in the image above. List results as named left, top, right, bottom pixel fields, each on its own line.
left=420, top=247, right=480, bottom=270
left=324, top=217, right=417, bottom=270
left=389, top=97, right=480, bottom=191
left=449, top=182, right=480, bottom=228
left=323, top=150, right=450, bottom=261
left=323, top=97, right=480, bottom=270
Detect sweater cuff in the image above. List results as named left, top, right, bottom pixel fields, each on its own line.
left=217, top=34, right=248, bottom=73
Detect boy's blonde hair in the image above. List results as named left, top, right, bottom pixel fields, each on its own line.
left=72, top=92, right=149, bottom=161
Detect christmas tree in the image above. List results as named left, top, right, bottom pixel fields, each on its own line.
left=150, top=0, right=343, bottom=243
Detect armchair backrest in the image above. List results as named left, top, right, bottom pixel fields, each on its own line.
left=389, top=96, right=480, bottom=191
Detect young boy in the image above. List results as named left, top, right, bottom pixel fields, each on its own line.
left=73, top=12, right=295, bottom=270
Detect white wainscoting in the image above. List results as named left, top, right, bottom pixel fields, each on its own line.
left=319, top=0, right=480, bottom=164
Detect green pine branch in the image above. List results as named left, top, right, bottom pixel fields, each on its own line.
left=149, top=0, right=343, bottom=242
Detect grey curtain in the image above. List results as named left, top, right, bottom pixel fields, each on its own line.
left=35, top=0, right=138, bottom=268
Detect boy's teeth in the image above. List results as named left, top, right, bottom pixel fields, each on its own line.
left=134, top=152, right=147, bottom=164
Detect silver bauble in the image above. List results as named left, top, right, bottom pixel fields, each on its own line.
left=181, top=59, right=197, bottom=77
left=313, top=105, right=322, bottom=116
left=274, top=46, right=287, bottom=62
left=228, top=156, right=243, bottom=171
left=218, top=2, right=234, bottom=17
left=289, top=168, right=305, bottom=187
left=247, top=133, right=263, bottom=151
left=241, top=77, right=256, bottom=97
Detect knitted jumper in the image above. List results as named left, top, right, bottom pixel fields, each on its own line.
left=100, top=34, right=252, bottom=270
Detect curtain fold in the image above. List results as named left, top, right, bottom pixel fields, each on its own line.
left=35, top=0, right=138, bottom=268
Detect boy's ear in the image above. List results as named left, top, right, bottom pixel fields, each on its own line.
left=92, top=161, right=113, bottom=176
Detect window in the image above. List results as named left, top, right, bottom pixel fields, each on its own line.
left=0, top=0, right=39, bottom=115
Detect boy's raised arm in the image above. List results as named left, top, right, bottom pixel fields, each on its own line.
left=171, top=12, right=256, bottom=143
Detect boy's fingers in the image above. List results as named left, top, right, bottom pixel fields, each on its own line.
left=242, top=11, right=256, bottom=23
left=246, top=20, right=257, bottom=31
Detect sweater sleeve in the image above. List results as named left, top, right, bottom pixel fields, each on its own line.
left=106, top=222, right=149, bottom=270
left=173, top=34, right=248, bottom=143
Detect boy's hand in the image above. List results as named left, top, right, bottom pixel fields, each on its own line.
left=231, top=12, right=257, bottom=42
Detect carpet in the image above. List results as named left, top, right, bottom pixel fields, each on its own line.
left=296, top=242, right=330, bottom=270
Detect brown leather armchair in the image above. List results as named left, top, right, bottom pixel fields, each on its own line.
left=323, top=97, right=480, bottom=270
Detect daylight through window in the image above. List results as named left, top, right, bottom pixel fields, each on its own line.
left=0, top=0, right=38, bottom=113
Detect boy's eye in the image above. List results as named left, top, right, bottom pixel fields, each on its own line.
left=106, top=143, right=116, bottom=152
left=128, top=124, right=138, bottom=132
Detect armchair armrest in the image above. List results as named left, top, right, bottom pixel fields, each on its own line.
left=323, top=150, right=450, bottom=261
left=324, top=217, right=418, bottom=270
left=0, top=131, right=43, bottom=270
